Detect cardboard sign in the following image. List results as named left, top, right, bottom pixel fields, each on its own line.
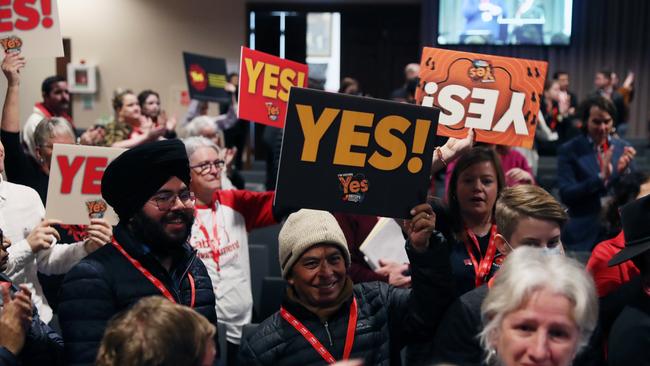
left=415, top=48, right=547, bottom=148
left=274, top=88, right=440, bottom=219
left=46, top=144, right=126, bottom=226
left=0, top=0, right=63, bottom=58
left=183, top=52, right=229, bottom=103
left=238, top=47, right=308, bottom=128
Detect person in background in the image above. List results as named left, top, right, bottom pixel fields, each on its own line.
left=605, top=194, right=650, bottom=365
left=239, top=207, right=454, bottom=365
left=138, top=89, right=178, bottom=139
left=58, top=140, right=218, bottom=366
left=590, top=70, right=626, bottom=134
left=610, top=71, right=635, bottom=114
left=101, top=89, right=168, bottom=148
left=557, top=96, right=636, bottom=251
left=221, top=73, right=249, bottom=174
left=184, top=136, right=277, bottom=364
left=339, top=77, right=362, bottom=95
left=95, top=296, right=216, bottom=366
left=553, top=71, right=578, bottom=119
left=389, top=63, right=420, bottom=103
left=432, top=184, right=568, bottom=365
left=478, top=247, right=598, bottom=366
left=19, top=73, right=103, bottom=154
left=21, top=75, right=74, bottom=158
left=185, top=116, right=226, bottom=148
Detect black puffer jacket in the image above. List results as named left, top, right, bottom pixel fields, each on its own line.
left=0, top=274, right=64, bottom=366
left=58, top=223, right=217, bottom=366
left=240, top=234, right=454, bottom=366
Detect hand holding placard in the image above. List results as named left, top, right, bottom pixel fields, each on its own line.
left=403, top=204, right=436, bottom=252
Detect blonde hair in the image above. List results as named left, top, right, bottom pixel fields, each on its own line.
left=96, top=296, right=216, bottom=366
left=495, top=185, right=568, bottom=241
left=478, top=247, right=598, bottom=365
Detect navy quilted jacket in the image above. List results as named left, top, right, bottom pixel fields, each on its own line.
left=57, top=223, right=217, bottom=366
left=240, top=233, right=454, bottom=366
left=0, top=273, right=64, bottom=366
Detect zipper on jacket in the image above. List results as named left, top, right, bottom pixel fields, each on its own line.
left=323, top=321, right=333, bottom=347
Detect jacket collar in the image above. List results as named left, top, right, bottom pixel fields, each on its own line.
left=281, top=277, right=355, bottom=322
left=113, top=222, right=195, bottom=276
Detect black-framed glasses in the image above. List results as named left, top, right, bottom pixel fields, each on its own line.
left=148, top=190, right=195, bottom=211
left=190, top=159, right=225, bottom=175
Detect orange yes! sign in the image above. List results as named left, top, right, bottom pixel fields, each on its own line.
left=238, top=47, right=308, bottom=128
left=415, top=48, right=547, bottom=148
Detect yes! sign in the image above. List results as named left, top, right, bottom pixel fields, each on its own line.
left=46, top=144, right=126, bottom=225
left=0, top=0, right=63, bottom=57
left=415, top=48, right=547, bottom=148
left=238, top=46, right=308, bottom=128
left=274, top=88, right=440, bottom=219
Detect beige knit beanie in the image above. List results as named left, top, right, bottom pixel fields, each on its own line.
left=278, top=209, right=350, bottom=278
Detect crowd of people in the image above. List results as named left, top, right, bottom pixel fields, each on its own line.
left=0, top=47, right=647, bottom=366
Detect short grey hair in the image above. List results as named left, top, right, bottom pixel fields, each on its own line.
left=182, top=136, right=221, bottom=160
left=478, top=246, right=598, bottom=365
left=185, top=116, right=216, bottom=137
left=33, top=117, right=75, bottom=148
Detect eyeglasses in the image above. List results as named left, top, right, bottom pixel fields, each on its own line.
left=190, top=159, right=225, bottom=176
left=148, top=190, right=195, bottom=211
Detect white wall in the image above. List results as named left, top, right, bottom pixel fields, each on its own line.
left=0, top=0, right=246, bottom=130
left=60, top=0, right=246, bottom=127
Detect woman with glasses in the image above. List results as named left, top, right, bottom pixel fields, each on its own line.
left=183, top=136, right=278, bottom=365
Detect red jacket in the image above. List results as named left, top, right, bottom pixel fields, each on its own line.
left=587, top=231, right=640, bottom=297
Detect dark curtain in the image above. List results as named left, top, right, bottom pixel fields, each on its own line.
left=421, top=0, right=650, bottom=138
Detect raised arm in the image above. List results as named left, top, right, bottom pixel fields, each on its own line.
left=431, top=128, right=474, bottom=175
left=1, top=52, right=25, bottom=133
left=387, top=203, right=454, bottom=345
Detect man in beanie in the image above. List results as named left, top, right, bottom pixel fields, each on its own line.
left=239, top=204, right=454, bottom=365
left=58, top=140, right=218, bottom=366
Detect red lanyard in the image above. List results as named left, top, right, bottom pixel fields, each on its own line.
left=595, top=140, right=609, bottom=169
left=195, top=208, right=222, bottom=271
left=280, top=297, right=358, bottom=364
left=464, top=224, right=498, bottom=287
left=112, top=238, right=195, bottom=307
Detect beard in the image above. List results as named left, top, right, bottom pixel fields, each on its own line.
left=129, top=208, right=195, bottom=257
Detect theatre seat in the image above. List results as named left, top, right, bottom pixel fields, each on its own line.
left=257, top=276, right=286, bottom=322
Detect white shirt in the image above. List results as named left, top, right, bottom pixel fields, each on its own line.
left=189, top=189, right=275, bottom=344
left=21, top=105, right=48, bottom=159
left=0, top=179, right=88, bottom=323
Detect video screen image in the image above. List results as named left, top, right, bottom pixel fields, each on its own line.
left=438, top=0, right=573, bottom=46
